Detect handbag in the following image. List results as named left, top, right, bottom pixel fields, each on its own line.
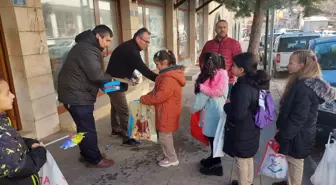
left=190, top=111, right=209, bottom=146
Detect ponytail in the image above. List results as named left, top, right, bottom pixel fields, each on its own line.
left=153, top=50, right=176, bottom=65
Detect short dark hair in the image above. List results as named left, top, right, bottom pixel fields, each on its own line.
left=216, top=20, right=228, bottom=26
left=133, top=28, right=151, bottom=39
left=92, top=25, right=113, bottom=37
left=153, top=50, right=177, bottom=66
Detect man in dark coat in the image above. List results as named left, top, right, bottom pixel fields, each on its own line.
left=58, top=25, right=114, bottom=168
left=106, top=28, right=158, bottom=146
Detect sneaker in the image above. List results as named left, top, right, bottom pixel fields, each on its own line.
left=199, top=164, right=223, bottom=176
left=272, top=181, right=288, bottom=185
left=78, top=153, right=107, bottom=163
left=122, top=138, right=141, bottom=146
left=86, top=159, right=114, bottom=168
left=158, top=159, right=179, bottom=167
left=157, top=155, right=165, bottom=162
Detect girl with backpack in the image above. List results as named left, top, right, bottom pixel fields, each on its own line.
left=223, top=52, right=270, bottom=185
left=140, top=50, right=186, bottom=167
left=191, top=52, right=229, bottom=176
left=273, top=50, right=336, bottom=185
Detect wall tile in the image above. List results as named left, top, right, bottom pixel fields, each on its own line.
left=27, top=74, right=54, bottom=100
left=4, top=31, right=22, bottom=56
left=23, top=53, right=52, bottom=78
left=35, top=113, right=60, bottom=139
left=31, top=93, right=57, bottom=120
left=0, top=8, right=17, bottom=30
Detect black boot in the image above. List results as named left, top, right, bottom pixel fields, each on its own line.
left=272, top=181, right=288, bottom=185
left=200, top=156, right=212, bottom=167
left=199, top=164, right=223, bottom=176
left=231, top=180, right=253, bottom=185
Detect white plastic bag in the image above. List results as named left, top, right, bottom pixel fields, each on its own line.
left=257, top=139, right=288, bottom=179
left=311, top=134, right=336, bottom=185
left=213, top=113, right=226, bottom=158
left=38, top=151, right=69, bottom=185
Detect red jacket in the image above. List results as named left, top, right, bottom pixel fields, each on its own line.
left=199, top=37, right=242, bottom=84
left=140, top=66, right=186, bottom=132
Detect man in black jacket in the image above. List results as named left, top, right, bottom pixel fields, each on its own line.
left=106, top=28, right=158, bottom=146
left=58, top=25, right=114, bottom=168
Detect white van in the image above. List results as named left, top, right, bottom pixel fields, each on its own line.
left=272, top=32, right=320, bottom=76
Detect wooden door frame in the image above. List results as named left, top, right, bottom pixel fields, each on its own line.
left=0, top=16, right=22, bottom=130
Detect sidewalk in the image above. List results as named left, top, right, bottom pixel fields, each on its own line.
left=42, top=79, right=314, bottom=185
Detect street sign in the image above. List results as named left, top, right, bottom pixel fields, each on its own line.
left=13, top=0, right=26, bottom=6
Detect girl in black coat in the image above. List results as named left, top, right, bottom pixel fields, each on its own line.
left=224, top=52, right=270, bottom=185
left=274, top=50, right=336, bottom=185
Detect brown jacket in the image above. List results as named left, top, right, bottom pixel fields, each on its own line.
left=140, top=65, right=186, bottom=132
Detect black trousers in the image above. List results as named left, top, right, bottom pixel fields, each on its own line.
left=64, top=104, right=102, bottom=164
left=208, top=137, right=221, bottom=164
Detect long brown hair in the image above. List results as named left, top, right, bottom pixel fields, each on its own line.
left=280, top=50, right=322, bottom=106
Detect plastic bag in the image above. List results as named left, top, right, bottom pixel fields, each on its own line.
left=213, top=113, right=226, bottom=157
left=190, top=111, right=209, bottom=146
left=38, top=151, right=69, bottom=185
left=257, top=139, right=288, bottom=179
left=311, top=134, right=336, bottom=185
left=128, top=100, right=157, bottom=143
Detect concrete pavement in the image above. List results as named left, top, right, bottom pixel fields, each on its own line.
left=42, top=77, right=315, bottom=185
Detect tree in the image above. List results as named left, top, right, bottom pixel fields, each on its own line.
left=319, top=0, right=336, bottom=16
left=219, top=0, right=322, bottom=59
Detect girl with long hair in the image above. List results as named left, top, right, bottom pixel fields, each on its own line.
left=274, top=50, right=336, bottom=185
left=223, top=52, right=270, bottom=185
left=191, top=52, right=229, bottom=176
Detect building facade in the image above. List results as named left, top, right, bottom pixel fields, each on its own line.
left=0, top=0, right=244, bottom=139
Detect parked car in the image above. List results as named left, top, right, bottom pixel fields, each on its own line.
left=309, top=36, right=336, bottom=146
left=272, top=32, right=320, bottom=76
left=259, top=33, right=281, bottom=62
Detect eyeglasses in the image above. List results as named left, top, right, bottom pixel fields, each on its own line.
left=140, top=37, right=150, bottom=44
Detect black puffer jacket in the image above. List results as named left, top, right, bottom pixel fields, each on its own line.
left=275, top=78, right=336, bottom=159
left=0, top=113, right=47, bottom=185
left=58, top=30, right=111, bottom=105
left=223, top=75, right=270, bottom=158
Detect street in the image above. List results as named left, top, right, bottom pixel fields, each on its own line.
left=43, top=75, right=316, bottom=185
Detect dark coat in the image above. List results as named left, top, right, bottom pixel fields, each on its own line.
left=0, top=113, right=46, bottom=185
left=58, top=30, right=112, bottom=105
left=106, top=39, right=158, bottom=92
left=223, top=75, right=269, bottom=158
left=275, top=78, right=336, bottom=159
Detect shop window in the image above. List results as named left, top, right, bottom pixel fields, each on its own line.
left=138, top=3, right=166, bottom=69
left=178, top=9, right=189, bottom=59
left=42, top=0, right=120, bottom=107
left=196, top=0, right=204, bottom=53
left=98, top=0, right=120, bottom=68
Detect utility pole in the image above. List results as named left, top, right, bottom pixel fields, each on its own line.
left=268, top=9, right=275, bottom=75
left=263, top=10, right=270, bottom=70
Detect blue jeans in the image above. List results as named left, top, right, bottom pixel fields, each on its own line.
left=64, top=104, right=102, bottom=164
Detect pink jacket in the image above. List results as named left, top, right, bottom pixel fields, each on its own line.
left=199, top=37, right=242, bottom=84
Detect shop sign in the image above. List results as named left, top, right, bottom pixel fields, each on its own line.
left=13, top=0, right=26, bottom=6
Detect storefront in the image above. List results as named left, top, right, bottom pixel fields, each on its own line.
left=138, top=0, right=166, bottom=69
left=41, top=0, right=121, bottom=112
left=177, top=1, right=190, bottom=61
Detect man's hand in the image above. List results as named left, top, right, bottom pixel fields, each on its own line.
left=125, top=78, right=137, bottom=86
left=31, top=142, right=45, bottom=149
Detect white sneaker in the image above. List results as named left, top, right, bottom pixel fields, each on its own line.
left=156, top=155, right=164, bottom=162
left=158, top=159, right=179, bottom=167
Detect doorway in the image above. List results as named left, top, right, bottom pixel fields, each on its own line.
left=0, top=16, right=22, bottom=130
